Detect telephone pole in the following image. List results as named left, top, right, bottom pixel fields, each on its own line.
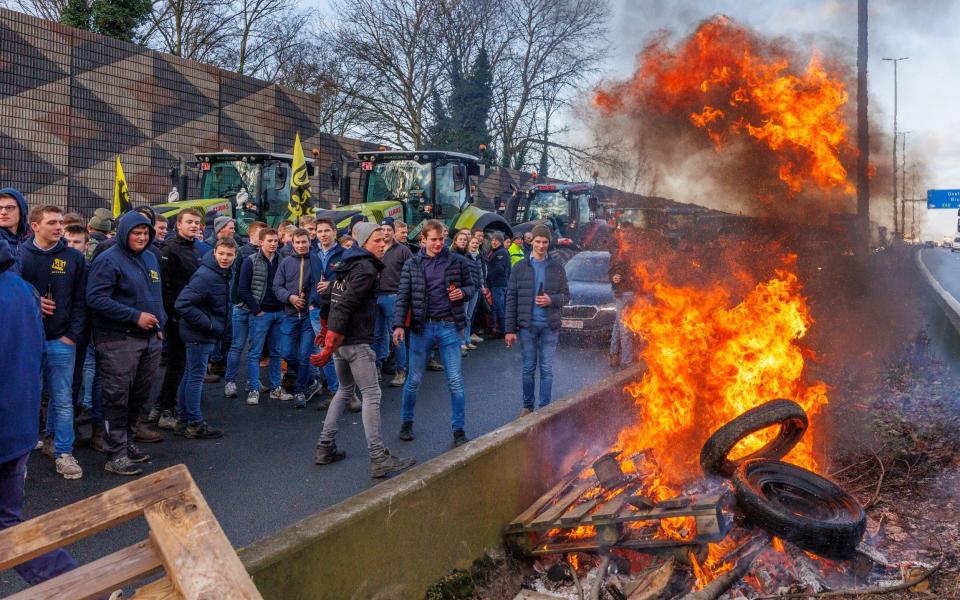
left=882, top=56, right=908, bottom=236
left=856, top=0, right=870, bottom=246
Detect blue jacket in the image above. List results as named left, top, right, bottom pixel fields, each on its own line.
left=175, top=252, right=232, bottom=343
left=0, top=238, right=44, bottom=463
left=0, top=188, right=30, bottom=273
left=20, top=238, right=87, bottom=342
left=308, top=243, right=344, bottom=307
left=86, top=212, right=167, bottom=340
left=274, top=252, right=313, bottom=317
left=486, top=246, right=511, bottom=287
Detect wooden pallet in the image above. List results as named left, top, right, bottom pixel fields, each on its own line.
left=506, top=468, right=729, bottom=556
left=0, top=464, right=263, bottom=600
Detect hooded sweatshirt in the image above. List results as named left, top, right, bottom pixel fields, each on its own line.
left=0, top=238, right=44, bottom=463
left=175, top=252, right=233, bottom=343
left=0, top=188, right=30, bottom=272
left=86, top=212, right=167, bottom=340
left=319, top=245, right=383, bottom=345
left=20, top=238, right=87, bottom=342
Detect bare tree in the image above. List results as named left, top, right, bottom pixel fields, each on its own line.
left=234, top=0, right=301, bottom=78
left=3, top=0, right=69, bottom=22
left=140, top=0, right=237, bottom=66
left=329, top=0, right=447, bottom=149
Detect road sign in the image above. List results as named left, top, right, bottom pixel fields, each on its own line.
left=927, top=189, right=960, bottom=209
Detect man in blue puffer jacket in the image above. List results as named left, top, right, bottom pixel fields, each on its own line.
left=174, top=238, right=237, bottom=439
left=0, top=188, right=30, bottom=272
left=86, top=211, right=166, bottom=476
left=0, top=237, right=78, bottom=585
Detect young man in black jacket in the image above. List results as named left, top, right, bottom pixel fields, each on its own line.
left=505, top=224, right=570, bottom=417
left=86, top=211, right=166, bottom=476
left=150, top=208, right=205, bottom=431
left=312, top=222, right=415, bottom=478
left=485, top=231, right=510, bottom=337
left=393, top=220, right=475, bottom=447
left=20, top=205, right=86, bottom=479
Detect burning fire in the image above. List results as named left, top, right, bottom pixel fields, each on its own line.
left=615, top=254, right=828, bottom=494
left=594, top=15, right=854, bottom=196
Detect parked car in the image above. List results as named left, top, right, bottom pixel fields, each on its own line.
left=924, top=240, right=935, bottom=248
left=560, top=251, right=617, bottom=337
left=952, top=237, right=960, bottom=252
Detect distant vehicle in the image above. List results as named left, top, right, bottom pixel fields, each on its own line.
left=952, top=237, right=960, bottom=252
left=943, top=235, right=953, bottom=248
left=924, top=240, right=936, bottom=248
left=559, top=251, right=616, bottom=336
left=506, top=182, right=611, bottom=260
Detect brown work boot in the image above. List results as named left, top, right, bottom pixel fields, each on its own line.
left=134, top=423, right=163, bottom=443
left=370, top=449, right=416, bottom=478
left=608, top=353, right=620, bottom=368
left=91, top=423, right=108, bottom=453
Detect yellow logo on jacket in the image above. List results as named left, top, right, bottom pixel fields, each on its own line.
left=150, top=269, right=160, bottom=283
left=51, top=258, right=66, bottom=274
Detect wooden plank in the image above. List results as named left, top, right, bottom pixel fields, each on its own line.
left=7, top=540, right=163, bottom=600
left=559, top=497, right=600, bottom=525
left=0, top=465, right=192, bottom=571
left=529, top=479, right=595, bottom=529
left=144, top=486, right=263, bottom=600
left=507, top=475, right=578, bottom=531
left=131, top=577, right=183, bottom=599
left=588, top=490, right=633, bottom=523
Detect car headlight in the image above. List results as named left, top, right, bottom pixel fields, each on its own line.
left=599, top=303, right=617, bottom=312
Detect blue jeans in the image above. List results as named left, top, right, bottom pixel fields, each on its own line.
left=247, top=310, right=283, bottom=392
left=225, top=308, right=251, bottom=384
left=374, top=294, right=407, bottom=369
left=463, top=294, right=479, bottom=344
left=401, top=320, right=466, bottom=431
left=178, top=342, right=215, bottom=424
left=309, top=307, right=339, bottom=393
left=519, top=324, right=560, bottom=410
left=42, top=339, right=76, bottom=455
left=281, top=314, right=313, bottom=393
left=0, top=453, right=77, bottom=585
left=609, top=293, right=634, bottom=364
left=490, top=286, right=507, bottom=333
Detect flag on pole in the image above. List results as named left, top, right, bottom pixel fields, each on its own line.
left=288, top=132, right=311, bottom=220
left=113, top=156, right=132, bottom=217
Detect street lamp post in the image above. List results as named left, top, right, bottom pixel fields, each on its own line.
left=882, top=56, right=908, bottom=236
left=900, top=131, right=910, bottom=239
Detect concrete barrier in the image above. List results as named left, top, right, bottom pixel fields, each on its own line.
left=915, top=249, right=960, bottom=335
left=239, top=365, right=643, bottom=600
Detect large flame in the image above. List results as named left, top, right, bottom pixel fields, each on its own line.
left=613, top=251, right=828, bottom=494
left=594, top=15, right=854, bottom=196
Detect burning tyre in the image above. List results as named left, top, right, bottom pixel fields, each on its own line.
left=733, top=459, right=866, bottom=559
left=699, top=399, right=808, bottom=478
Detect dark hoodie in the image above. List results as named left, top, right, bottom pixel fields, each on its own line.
left=174, top=252, right=232, bottom=344
left=86, top=212, right=167, bottom=340
left=320, top=245, right=383, bottom=346
left=20, top=238, right=87, bottom=342
left=0, top=238, right=44, bottom=463
left=0, top=188, right=29, bottom=272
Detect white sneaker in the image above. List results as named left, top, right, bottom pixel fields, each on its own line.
left=247, top=390, right=260, bottom=405
left=55, top=454, right=83, bottom=479
left=270, top=386, right=293, bottom=401
left=224, top=381, right=237, bottom=398
left=470, top=334, right=484, bottom=344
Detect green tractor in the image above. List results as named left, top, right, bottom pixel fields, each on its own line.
left=153, top=151, right=315, bottom=237
left=319, top=150, right=512, bottom=243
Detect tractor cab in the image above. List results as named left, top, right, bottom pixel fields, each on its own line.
left=509, top=182, right=610, bottom=251
left=155, top=151, right=315, bottom=237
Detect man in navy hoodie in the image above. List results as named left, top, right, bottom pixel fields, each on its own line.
left=0, top=237, right=78, bottom=584
left=0, top=188, right=29, bottom=272
left=86, top=212, right=166, bottom=476
left=20, top=205, right=87, bottom=480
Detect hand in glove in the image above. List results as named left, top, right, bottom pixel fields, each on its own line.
left=313, top=319, right=328, bottom=347
left=310, top=330, right=345, bottom=367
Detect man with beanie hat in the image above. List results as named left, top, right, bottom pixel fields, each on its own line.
left=312, top=221, right=416, bottom=478
left=0, top=188, right=30, bottom=272
left=86, top=211, right=166, bottom=475
left=505, top=224, right=569, bottom=416
left=86, top=208, right=113, bottom=262
left=485, top=231, right=511, bottom=337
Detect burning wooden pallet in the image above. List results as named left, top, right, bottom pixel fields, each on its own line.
left=505, top=455, right=730, bottom=556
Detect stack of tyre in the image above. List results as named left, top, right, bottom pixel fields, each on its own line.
left=700, top=399, right=866, bottom=559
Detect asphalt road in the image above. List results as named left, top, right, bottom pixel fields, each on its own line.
left=919, top=246, right=960, bottom=302
left=0, top=332, right=611, bottom=594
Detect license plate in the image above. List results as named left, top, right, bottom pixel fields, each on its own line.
left=562, top=319, right=583, bottom=329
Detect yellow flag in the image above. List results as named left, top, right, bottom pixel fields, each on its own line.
left=112, top=156, right=132, bottom=218
left=288, top=132, right=311, bottom=219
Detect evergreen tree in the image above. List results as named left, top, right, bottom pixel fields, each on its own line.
left=426, top=89, right=452, bottom=150
left=60, top=0, right=93, bottom=31
left=91, top=0, right=151, bottom=42
left=428, top=49, right=494, bottom=163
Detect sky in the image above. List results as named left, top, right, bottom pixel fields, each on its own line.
left=309, top=0, right=958, bottom=238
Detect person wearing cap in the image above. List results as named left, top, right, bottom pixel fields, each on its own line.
left=375, top=217, right=413, bottom=387
left=204, top=215, right=235, bottom=249
left=312, top=221, right=416, bottom=478
left=485, top=231, right=511, bottom=338
left=86, top=211, right=167, bottom=476
left=86, top=208, right=113, bottom=262
left=505, top=224, right=569, bottom=417
left=393, top=219, right=475, bottom=447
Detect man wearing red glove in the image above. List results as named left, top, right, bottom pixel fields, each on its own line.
left=311, top=222, right=415, bottom=478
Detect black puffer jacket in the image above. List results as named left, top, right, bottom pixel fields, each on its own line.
left=505, top=256, right=570, bottom=332
left=393, top=248, right=475, bottom=333
left=608, top=246, right=637, bottom=296
left=174, top=252, right=232, bottom=343
left=320, top=246, right=382, bottom=346
left=160, top=234, right=204, bottom=319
